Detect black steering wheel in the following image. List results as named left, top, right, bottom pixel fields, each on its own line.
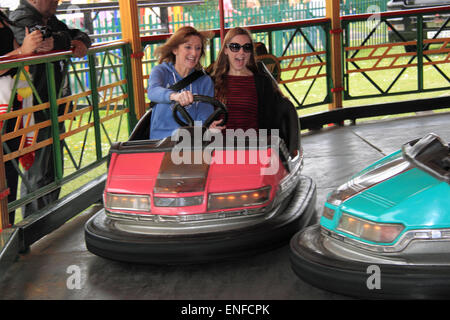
left=172, top=95, right=228, bottom=128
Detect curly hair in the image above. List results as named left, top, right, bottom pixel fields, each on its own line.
left=211, top=27, right=258, bottom=104
left=154, top=26, right=213, bottom=69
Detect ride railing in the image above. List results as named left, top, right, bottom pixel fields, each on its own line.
left=341, top=6, right=450, bottom=100
left=141, top=18, right=333, bottom=109
left=0, top=41, right=136, bottom=250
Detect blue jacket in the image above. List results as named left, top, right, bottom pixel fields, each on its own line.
left=147, top=62, right=214, bottom=140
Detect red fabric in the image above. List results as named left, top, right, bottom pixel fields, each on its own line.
left=0, top=104, right=7, bottom=130
left=225, top=75, right=259, bottom=131
left=19, top=136, right=35, bottom=170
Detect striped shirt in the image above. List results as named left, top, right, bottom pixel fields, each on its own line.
left=224, top=75, right=259, bottom=131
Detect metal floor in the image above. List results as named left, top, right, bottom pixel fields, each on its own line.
left=1, top=112, right=449, bottom=300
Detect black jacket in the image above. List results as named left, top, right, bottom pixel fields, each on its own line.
left=254, top=71, right=300, bottom=155
left=255, top=72, right=279, bottom=130
left=9, top=0, right=91, bottom=51
left=8, top=0, right=91, bottom=116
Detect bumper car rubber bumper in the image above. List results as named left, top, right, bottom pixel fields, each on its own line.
left=289, top=225, right=450, bottom=299
left=85, top=175, right=316, bottom=264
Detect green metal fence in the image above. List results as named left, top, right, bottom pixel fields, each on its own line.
left=57, top=0, right=390, bottom=107
left=342, top=7, right=450, bottom=100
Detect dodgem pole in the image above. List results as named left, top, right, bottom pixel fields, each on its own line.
left=219, top=0, right=225, bottom=44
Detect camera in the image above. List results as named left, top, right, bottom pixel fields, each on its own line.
left=29, top=25, right=52, bottom=38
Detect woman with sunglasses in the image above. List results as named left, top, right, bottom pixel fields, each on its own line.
left=147, top=26, right=215, bottom=140
left=210, top=27, right=280, bottom=132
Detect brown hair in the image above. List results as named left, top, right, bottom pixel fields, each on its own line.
left=211, top=27, right=258, bottom=104
left=154, top=26, right=213, bottom=69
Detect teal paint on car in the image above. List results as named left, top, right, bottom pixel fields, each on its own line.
left=321, top=133, right=450, bottom=246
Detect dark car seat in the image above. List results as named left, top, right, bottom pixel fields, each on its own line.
left=129, top=108, right=152, bottom=141
left=257, top=61, right=300, bottom=158
left=275, top=94, right=301, bottom=158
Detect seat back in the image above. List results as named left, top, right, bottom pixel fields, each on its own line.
left=129, top=108, right=152, bottom=141
left=274, top=95, right=301, bottom=157
left=257, top=61, right=300, bottom=157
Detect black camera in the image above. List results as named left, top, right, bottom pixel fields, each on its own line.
left=29, top=25, right=52, bottom=38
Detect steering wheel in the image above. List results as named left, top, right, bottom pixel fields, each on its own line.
left=172, top=95, right=228, bottom=128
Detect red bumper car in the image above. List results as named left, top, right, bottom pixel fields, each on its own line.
left=85, top=95, right=316, bottom=264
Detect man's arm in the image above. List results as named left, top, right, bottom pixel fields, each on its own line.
left=48, top=17, right=89, bottom=51
left=68, top=28, right=92, bottom=49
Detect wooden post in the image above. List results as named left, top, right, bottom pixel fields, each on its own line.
left=326, top=0, right=343, bottom=110
left=219, top=0, right=225, bottom=44
left=118, top=0, right=146, bottom=119
left=0, top=134, right=10, bottom=231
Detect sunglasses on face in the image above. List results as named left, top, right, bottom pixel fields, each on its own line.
left=227, top=42, right=253, bottom=53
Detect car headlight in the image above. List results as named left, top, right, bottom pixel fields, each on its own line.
left=105, top=193, right=151, bottom=212
left=208, top=186, right=271, bottom=211
left=337, top=213, right=404, bottom=244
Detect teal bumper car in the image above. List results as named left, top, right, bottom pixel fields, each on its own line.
left=290, top=133, right=450, bottom=299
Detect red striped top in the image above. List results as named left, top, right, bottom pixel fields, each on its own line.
left=224, top=75, right=258, bottom=131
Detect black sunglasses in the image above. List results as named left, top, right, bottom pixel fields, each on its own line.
left=227, top=43, right=253, bottom=53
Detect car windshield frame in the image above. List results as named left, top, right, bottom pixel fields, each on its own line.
left=402, top=133, right=450, bottom=184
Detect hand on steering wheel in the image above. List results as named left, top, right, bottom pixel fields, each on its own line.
left=170, top=91, right=194, bottom=107
left=172, top=95, right=228, bottom=129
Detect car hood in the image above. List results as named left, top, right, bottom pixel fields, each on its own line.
left=106, top=150, right=285, bottom=196
left=341, top=167, right=450, bottom=229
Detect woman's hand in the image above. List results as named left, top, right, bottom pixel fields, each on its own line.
left=208, top=119, right=226, bottom=132
left=20, top=27, right=43, bottom=55
left=170, top=91, right=194, bottom=107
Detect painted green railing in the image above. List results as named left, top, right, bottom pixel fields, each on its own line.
left=342, top=6, right=450, bottom=100
left=141, top=18, right=333, bottom=109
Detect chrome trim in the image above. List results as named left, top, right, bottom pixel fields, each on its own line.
left=322, top=226, right=450, bottom=253
left=105, top=206, right=268, bottom=224
left=105, top=204, right=279, bottom=235
left=271, top=152, right=302, bottom=209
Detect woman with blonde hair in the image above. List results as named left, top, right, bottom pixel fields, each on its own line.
left=210, top=27, right=280, bottom=132
left=147, top=26, right=214, bottom=139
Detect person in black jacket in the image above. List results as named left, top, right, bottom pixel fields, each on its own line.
left=9, top=0, right=92, bottom=217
